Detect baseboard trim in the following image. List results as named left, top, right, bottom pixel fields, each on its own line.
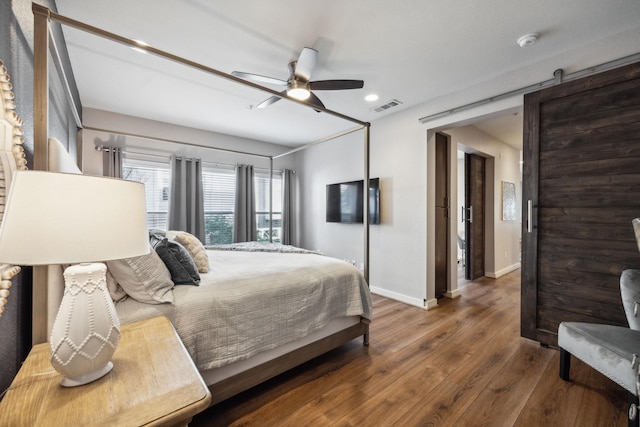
left=444, top=289, right=462, bottom=299
left=424, top=298, right=439, bottom=310
left=486, top=262, right=521, bottom=279
left=370, top=286, right=426, bottom=309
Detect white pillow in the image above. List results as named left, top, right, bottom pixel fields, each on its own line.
left=106, top=248, right=174, bottom=304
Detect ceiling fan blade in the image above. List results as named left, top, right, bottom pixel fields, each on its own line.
left=231, top=71, right=287, bottom=86
left=255, top=94, right=284, bottom=109
left=294, top=47, right=318, bottom=81
left=306, top=92, right=325, bottom=111
left=310, top=79, right=365, bottom=91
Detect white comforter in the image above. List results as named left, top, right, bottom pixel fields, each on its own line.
left=115, top=250, right=372, bottom=371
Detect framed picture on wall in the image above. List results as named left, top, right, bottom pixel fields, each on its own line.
left=502, top=181, right=516, bottom=221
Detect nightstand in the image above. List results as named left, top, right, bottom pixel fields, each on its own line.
left=0, top=316, right=211, bottom=426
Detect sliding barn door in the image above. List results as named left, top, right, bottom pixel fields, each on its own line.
left=521, top=61, right=640, bottom=346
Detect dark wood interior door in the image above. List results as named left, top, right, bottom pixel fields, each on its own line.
left=465, top=153, right=485, bottom=280
left=521, top=61, right=640, bottom=346
left=434, top=133, right=448, bottom=297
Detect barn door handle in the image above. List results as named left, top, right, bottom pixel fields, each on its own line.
left=527, top=200, right=533, bottom=233
left=468, top=206, right=473, bottom=224
left=461, top=206, right=465, bottom=222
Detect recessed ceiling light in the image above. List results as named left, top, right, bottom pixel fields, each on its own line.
left=365, top=94, right=379, bottom=102
left=131, top=39, right=149, bottom=53
left=517, top=33, right=539, bottom=48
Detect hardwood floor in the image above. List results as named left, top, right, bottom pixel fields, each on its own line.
left=191, top=269, right=628, bottom=426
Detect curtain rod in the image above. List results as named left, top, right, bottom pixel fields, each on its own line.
left=39, top=6, right=367, bottom=127
left=86, top=125, right=367, bottom=162
left=84, top=125, right=275, bottom=159
left=96, top=145, right=292, bottom=173
left=418, top=52, right=640, bottom=124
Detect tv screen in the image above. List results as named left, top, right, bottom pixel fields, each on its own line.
left=326, top=178, right=380, bottom=224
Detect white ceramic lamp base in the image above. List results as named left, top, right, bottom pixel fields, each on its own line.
left=50, top=262, right=121, bottom=387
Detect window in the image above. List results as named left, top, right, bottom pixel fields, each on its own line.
left=202, top=166, right=235, bottom=245
left=255, top=169, right=282, bottom=243
left=123, top=156, right=283, bottom=246
left=123, top=157, right=171, bottom=230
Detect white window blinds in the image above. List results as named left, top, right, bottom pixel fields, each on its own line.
left=122, top=157, right=171, bottom=231
left=202, top=165, right=236, bottom=245
left=255, top=169, right=282, bottom=243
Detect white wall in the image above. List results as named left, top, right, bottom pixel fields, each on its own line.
left=296, top=109, right=429, bottom=307
left=295, top=132, right=365, bottom=262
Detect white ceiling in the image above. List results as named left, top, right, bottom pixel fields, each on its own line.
left=54, top=0, right=640, bottom=148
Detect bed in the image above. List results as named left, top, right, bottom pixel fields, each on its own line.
left=31, top=4, right=373, bottom=406
left=110, top=241, right=372, bottom=404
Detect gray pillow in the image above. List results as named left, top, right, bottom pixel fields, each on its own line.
left=168, top=230, right=210, bottom=274
left=150, top=236, right=200, bottom=286
left=106, top=248, right=174, bottom=304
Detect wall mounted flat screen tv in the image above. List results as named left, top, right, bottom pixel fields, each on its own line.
left=326, top=178, right=380, bottom=224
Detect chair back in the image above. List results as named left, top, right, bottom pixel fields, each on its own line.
left=621, top=269, right=640, bottom=331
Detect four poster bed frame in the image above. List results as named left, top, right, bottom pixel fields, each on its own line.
left=31, top=4, right=372, bottom=405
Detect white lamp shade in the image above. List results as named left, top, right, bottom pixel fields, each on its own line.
left=0, top=170, right=149, bottom=265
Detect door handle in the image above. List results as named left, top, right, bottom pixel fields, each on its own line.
left=527, top=200, right=533, bottom=233
left=468, top=206, right=473, bottom=224
left=461, top=206, right=465, bottom=222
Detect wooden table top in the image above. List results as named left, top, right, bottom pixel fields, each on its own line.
left=0, top=316, right=211, bottom=426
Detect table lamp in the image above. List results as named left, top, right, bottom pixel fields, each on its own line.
left=0, top=170, right=149, bottom=386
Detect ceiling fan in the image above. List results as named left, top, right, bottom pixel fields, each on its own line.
left=232, top=47, right=364, bottom=110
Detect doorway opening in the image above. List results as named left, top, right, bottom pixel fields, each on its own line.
left=425, top=98, right=523, bottom=306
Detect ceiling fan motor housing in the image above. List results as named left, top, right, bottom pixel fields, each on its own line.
left=287, top=79, right=311, bottom=100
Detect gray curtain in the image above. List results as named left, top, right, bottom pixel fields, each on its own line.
left=282, top=169, right=295, bottom=245
left=103, top=146, right=122, bottom=178
left=233, top=164, right=256, bottom=242
left=168, top=155, right=206, bottom=242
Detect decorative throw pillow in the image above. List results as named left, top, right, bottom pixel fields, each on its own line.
left=167, top=230, right=210, bottom=273
left=150, top=235, right=200, bottom=286
left=106, top=248, right=174, bottom=304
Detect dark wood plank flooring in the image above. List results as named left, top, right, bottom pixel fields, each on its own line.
left=191, top=269, right=628, bottom=426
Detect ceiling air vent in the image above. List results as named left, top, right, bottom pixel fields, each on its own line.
left=372, top=99, right=403, bottom=113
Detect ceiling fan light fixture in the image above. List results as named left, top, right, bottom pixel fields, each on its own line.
left=287, top=80, right=311, bottom=100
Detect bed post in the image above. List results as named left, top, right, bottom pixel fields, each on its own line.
left=363, top=123, right=370, bottom=283
left=32, top=3, right=51, bottom=345
left=269, top=157, right=273, bottom=243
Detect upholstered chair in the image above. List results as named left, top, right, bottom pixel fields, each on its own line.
left=558, top=220, right=640, bottom=427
